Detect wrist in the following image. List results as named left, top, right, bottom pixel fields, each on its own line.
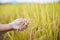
left=9, top=24, right=14, bottom=30
left=9, top=24, right=20, bottom=31
left=6, top=24, right=14, bottom=31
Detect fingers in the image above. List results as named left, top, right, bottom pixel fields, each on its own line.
left=18, top=19, right=27, bottom=31
left=18, top=19, right=30, bottom=31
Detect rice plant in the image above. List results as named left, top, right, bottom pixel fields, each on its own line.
left=0, top=2, right=60, bottom=40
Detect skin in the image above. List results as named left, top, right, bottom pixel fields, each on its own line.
left=0, top=18, right=29, bottom=33
left=0, top=24, right=13, bottom=32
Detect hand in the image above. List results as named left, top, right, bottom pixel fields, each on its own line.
left=9, top=18, right=29, bottom=31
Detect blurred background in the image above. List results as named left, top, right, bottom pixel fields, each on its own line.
left=0, top=0, right=60, bottom=40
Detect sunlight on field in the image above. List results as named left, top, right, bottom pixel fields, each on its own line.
left=0, top=3, right=60, bottom=40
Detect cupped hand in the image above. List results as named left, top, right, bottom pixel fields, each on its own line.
left=9, top=18, right=30, bottom=31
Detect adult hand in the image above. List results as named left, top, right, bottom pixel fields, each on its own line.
left=9, top=18, right=29, bottom=31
